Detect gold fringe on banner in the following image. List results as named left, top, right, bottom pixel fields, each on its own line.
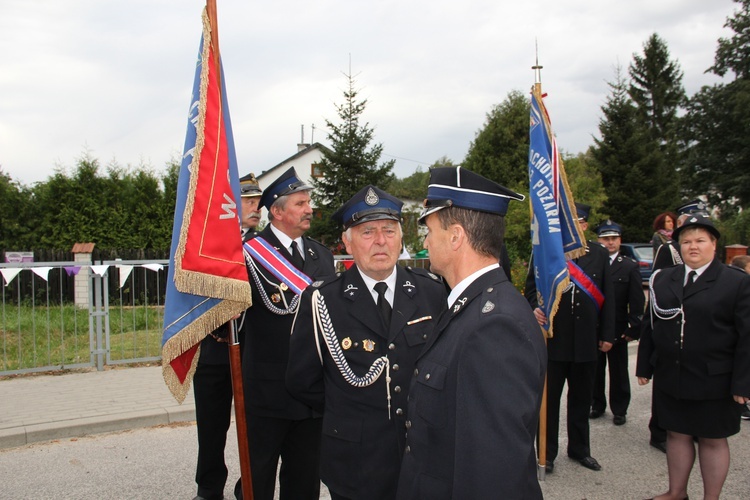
left=161, top=297, right=247, bottom=403
left=543, top=276, right=569, bottom=340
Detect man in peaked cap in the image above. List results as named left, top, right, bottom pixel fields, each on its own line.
left=239, top=172, right=263, bottom=239
left=525, top=202, right=616, bottom=474
left=192, top=173, right=263, bottom=500
left=234, top=166, right=335, bottom=500
left=589, top=220, right=644, bottom=426
left=287, top=185, right=446, bottom=500
left=396, top=167, right=547, bottom=499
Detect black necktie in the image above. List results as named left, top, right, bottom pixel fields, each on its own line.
left=684, top=270, right=697, bottom=294
left=374, top=282, right=392, bottom=327
left=290, top=241, right=304, bottom=269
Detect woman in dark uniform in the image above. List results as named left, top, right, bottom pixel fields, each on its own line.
left=636, top=214, right=750, bottom=500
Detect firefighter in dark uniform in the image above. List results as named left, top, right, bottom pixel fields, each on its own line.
left=648, top=198, right=708, bottom=452
left=234, top=167, right=335, bottom=500
left=192, top=173, right=261, bottom=500
left=287, top=185, right=447, bottom=500
left=396, top=168, right=547, bottom=499
left=589, top=220, right=644, bottom=425
left=525, top=203, right=616, bottom=473
left=637, top=214, right=750, bottom=499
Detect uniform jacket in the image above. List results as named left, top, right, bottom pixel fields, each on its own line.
left=396, top=268, right=547, bottom=500
left=653, top=240, right=681, bottom=272
left=241, top=225, right=335, bottom=420
left=610, top=254, right=645, bottom=340
left=636, top=259, right=750, bottom=400
left=287, top=264, right=446, bottom=499
left=525, top=242, right=616, bottom=362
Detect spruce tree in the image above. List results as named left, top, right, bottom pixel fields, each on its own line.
left=592, top=66, right=666, bottom=241
left=627, top=33, right=684, bottom=213
left=309, top=71, right=395, bottom=246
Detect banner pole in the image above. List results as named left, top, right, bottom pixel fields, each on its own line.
left=532, top=42, right=548, bottom=481
left=205, top=1, right=253, bottom=497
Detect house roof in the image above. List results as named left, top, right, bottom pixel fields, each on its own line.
left=257, top=142, right=331, bottom=181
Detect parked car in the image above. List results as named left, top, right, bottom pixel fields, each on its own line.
left=619, top=243, right=654, bottom=283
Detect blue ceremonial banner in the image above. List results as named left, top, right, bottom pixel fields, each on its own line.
left=528, top=87, right=585, bottom=338
left=161, top=8, right=252, bottom=403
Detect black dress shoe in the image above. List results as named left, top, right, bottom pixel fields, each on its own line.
left=576, top=456, right=602, bottom=471
left=613, top=414, right=626, bottom=426
left=649, top=439, right=667, bottom=453
left=545, top=460, right=554, bottom=473
left=589, top=408, right=604, bottom=419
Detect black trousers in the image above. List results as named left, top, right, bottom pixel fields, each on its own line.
left=542, top=359, right=596, bottom=462
left=194, top=362, right=234, bottom=500
left=591, top=340, right=631, bottom=416
left=235, top=415, right=322, bottom=500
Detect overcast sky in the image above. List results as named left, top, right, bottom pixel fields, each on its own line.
left=0, top=0, right=737, bottom=186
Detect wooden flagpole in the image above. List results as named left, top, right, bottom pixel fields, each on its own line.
left=532, top=45, right=548, bottom=482
left=205, top=1, right=254, bottom=497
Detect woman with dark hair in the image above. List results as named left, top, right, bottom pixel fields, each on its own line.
left=637, top=214, right=750, bottom=500
left=651, top=212, right=678, bottom=254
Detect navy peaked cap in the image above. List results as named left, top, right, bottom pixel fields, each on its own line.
left=418, top=167, right=524, bottom=223
left=332, top=185, right=403, bottom=229
left=258, top=167, right=312, bottom=211
left=595, top=220, right=622, bottom=237
left=575, top=202, right=591, bottom=221
left=676, top=199, right=708, bottom=216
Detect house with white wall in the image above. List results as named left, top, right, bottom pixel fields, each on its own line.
left=255, top=142, right=330, bottom=196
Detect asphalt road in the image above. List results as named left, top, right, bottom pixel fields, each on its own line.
left=1, top=344, right=749, bottom=499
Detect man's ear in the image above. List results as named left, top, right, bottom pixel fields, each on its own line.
left=450, top=224, right=465, bottom=249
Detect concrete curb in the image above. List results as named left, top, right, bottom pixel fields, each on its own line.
left=0, top=406, right=196, bottom=450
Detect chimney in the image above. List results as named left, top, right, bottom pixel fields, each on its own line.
left=298, top=124, right=310, bottom=152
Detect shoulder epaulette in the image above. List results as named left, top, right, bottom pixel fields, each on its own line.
left=303, top=235, right=328, bottom=248
left=405, top=265, right=443, bottom=283
left=311, top=272, right=344, bottom=289
left=726, top=265, right=747, bottom=275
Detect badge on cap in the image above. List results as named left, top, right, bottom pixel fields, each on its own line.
left=365, top=187, right=379, bottom=206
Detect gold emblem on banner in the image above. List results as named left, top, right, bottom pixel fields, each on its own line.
left=341, top=337, right=352, bottom=350
left=363, top=339, right=375, bottom=352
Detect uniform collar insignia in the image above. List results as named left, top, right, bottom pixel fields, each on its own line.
left=402, top=280, right=416, bottom=296
left=452, top=296, right=468, bottom=313
left=344, top=283, right=358, bottom=298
